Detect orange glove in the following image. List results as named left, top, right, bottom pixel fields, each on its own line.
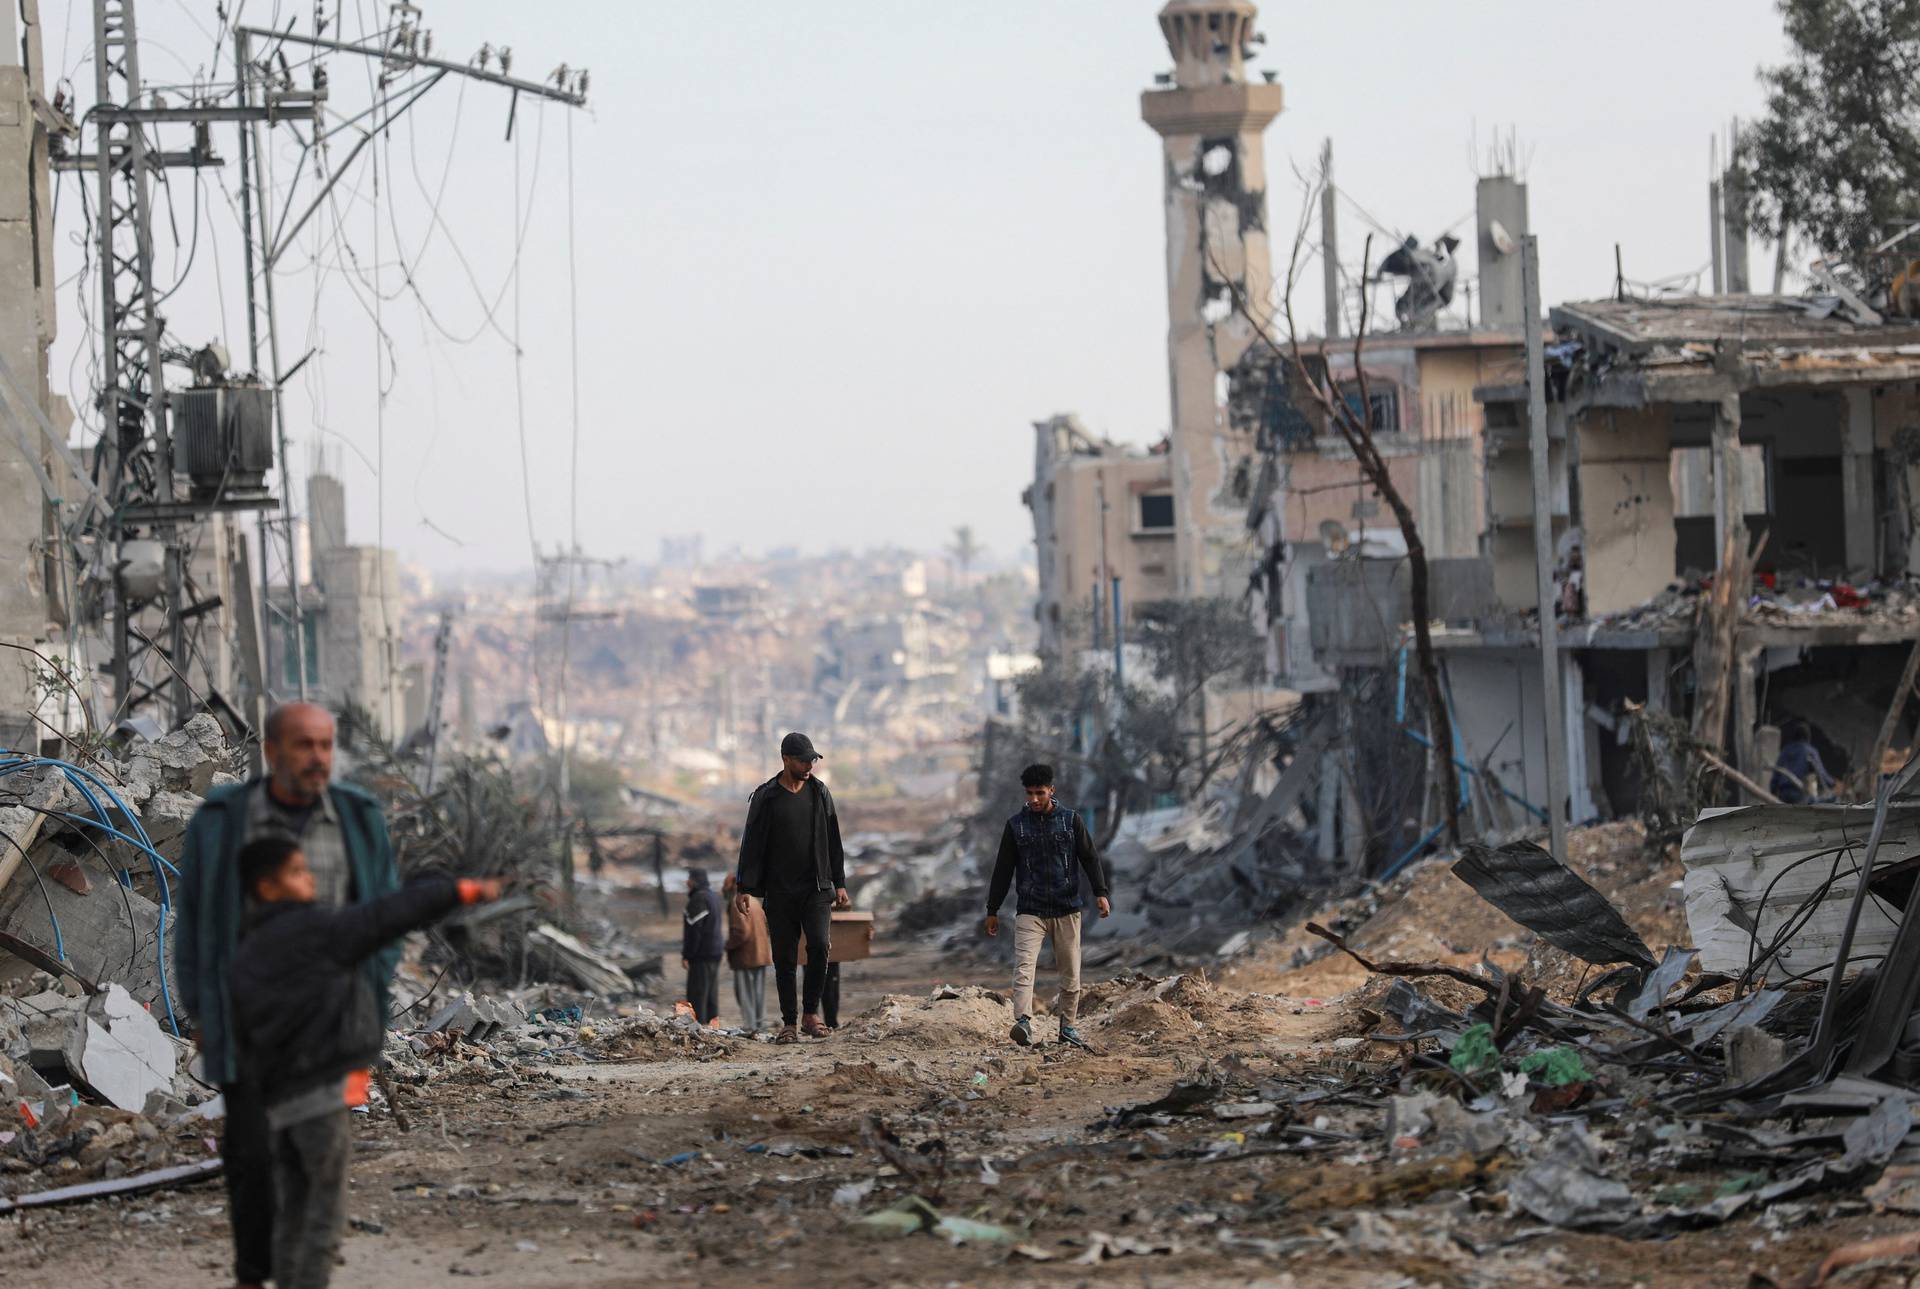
left=457, top=878, right=504, bottom=905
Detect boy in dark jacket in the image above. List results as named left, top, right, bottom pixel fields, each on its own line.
left=681, top=866, right=724, bottom=1025
left=230, top=834, right=500, bottom=1289
left=984, top=763, right=1110, bottom=1049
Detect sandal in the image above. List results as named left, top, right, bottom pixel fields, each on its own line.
left=776, top=1025, right=799, bottom=1044
left=801, top=1015, right=829, bottom=1039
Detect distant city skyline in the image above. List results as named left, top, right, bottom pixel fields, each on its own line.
left=47, top=2, right=1791, bottom=574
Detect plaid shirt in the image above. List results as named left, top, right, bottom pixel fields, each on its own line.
left=248, top=781, right=353, bottom=905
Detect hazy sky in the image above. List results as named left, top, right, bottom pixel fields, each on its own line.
left=47, top=1, right=1793, bottom=574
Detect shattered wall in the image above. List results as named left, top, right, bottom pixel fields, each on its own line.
left=0, top=8, right=59, bottom=751
left=317, top=545, right=406, bottom=739
left=1578, top=406, right=1678, bottom=616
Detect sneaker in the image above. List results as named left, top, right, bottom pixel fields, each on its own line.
left=1059, top=1023, right=1089, bottom=1049
left=1010, top=1015, right=1033, bottom=1047
left=775, top=1025, right=799, bottom=1044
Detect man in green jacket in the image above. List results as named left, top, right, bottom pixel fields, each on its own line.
left=174, top=703, right=400, bottom=1289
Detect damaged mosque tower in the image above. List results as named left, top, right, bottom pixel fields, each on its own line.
left=1142, top=0, right=1283, bottom=601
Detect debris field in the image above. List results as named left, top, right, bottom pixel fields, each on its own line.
left=14, top=807, right=1920, bottom=1288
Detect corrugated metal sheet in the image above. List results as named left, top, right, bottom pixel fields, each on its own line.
left=1680, top=803, right=1920, bottom=976
left=1453, top=839, right=1656, bottom=969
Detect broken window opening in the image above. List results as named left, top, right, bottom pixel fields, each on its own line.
left=1138, top=493, right=1175, bottom=531
left=1337, top=380, right=1401, bottom=436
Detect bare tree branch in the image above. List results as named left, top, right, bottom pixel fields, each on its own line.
left=1211, top=175, right=1464, bottom=846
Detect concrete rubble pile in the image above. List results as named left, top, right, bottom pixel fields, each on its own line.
left=381, top=989, right=736, bottom=1097
left=0, top=713, right=666, bottom=1209
left=0, top=715, right=241, bottom=1011
left=1597, top=572, right=1920, bottom=633
left=0, top=971, right=221, bottom=1207
left=1180, top=814, right=1920, bottom=1250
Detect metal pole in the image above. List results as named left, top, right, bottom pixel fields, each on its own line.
left=240, top=31, right=309, bottom=697
left=235, top=32, right=278, bottom=700
left=1111, top=575, right=1124, bottom=691
left=1522, top=236, right=1569, bottom=861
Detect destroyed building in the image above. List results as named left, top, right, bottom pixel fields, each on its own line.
left=1459, top=295, right=1920, bottom=814
left=1024, top=414, right=1174, bottom=654
left=1248, top=283, right=1920, bottom=859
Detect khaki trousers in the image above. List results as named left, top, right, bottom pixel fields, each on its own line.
left=1012, top=911, right=1082, bottom=1023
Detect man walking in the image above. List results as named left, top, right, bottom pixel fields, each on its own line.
left=734, top=732, right=848, bottom=1043
left=681, top=867, right=724, bottom=1025
left=722, top=873, right=771, bottom=1033
left=175, top=702, right=400, bottom=1289
left=984, top=763, right=1110, bottom=1049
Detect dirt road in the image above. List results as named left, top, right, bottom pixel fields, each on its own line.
left=10, top=907, right=1905, bottom=1288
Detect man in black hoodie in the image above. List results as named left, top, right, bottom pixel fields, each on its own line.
left=680, top=866, right=724, bottom=1024
left=734, top=732, right=849, bottom=1042
left=230, top=834, right=501, bottom=1289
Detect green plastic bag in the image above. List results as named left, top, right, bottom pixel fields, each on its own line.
left=1448, top=1023, right=1502, bottom=1078
left=1517, top=1047, right=1591, bottom=1087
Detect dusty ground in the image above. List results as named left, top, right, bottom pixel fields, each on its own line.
left=11, top=846, right=1919, bottom=1288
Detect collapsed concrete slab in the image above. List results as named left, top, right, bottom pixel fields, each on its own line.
left=528, top=924, right=631, bottom=996
left=0, top=769, right=77, bottom=898
left=0, top=852, right=165, bottom=1007
left=60, top=984, right=178, bottom=1113
left=423, top=991, right=524, bottom=1043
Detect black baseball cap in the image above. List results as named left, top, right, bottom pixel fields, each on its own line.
left=780, top=732, right=823, bottom=761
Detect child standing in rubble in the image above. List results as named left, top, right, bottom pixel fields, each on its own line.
left=983, top=763, right=1111, bottom=1049
left=229, top=834, right=501, bottom=1289
left=681, top=866, right=725, bottom=1025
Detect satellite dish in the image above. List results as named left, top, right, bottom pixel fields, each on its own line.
left=1319, top=519, right=1351, bottom=555
left=1489, top=218, right=1518, bottom=257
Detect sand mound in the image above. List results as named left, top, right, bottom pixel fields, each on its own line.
left=849, top=986, right=1014, bottom=1046
left=1082, top=971, right=1227, bottom=1040
left=824, top=1058, right=927, bottom=1095
left=1103, top=1000, right=1201, bottom=1038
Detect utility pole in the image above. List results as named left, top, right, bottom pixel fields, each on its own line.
left=536, top=546, right=621, bottom=906
left=69, top=0, right=321, bottom=728
left=1522, top=237, right=1569, bottom=862
left=236, top=26, right=310, bottom=702
left=230, top=18, right=588, bottom=713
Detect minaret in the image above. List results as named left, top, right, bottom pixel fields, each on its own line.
left=1141, top=0, right=1282, bottom=598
